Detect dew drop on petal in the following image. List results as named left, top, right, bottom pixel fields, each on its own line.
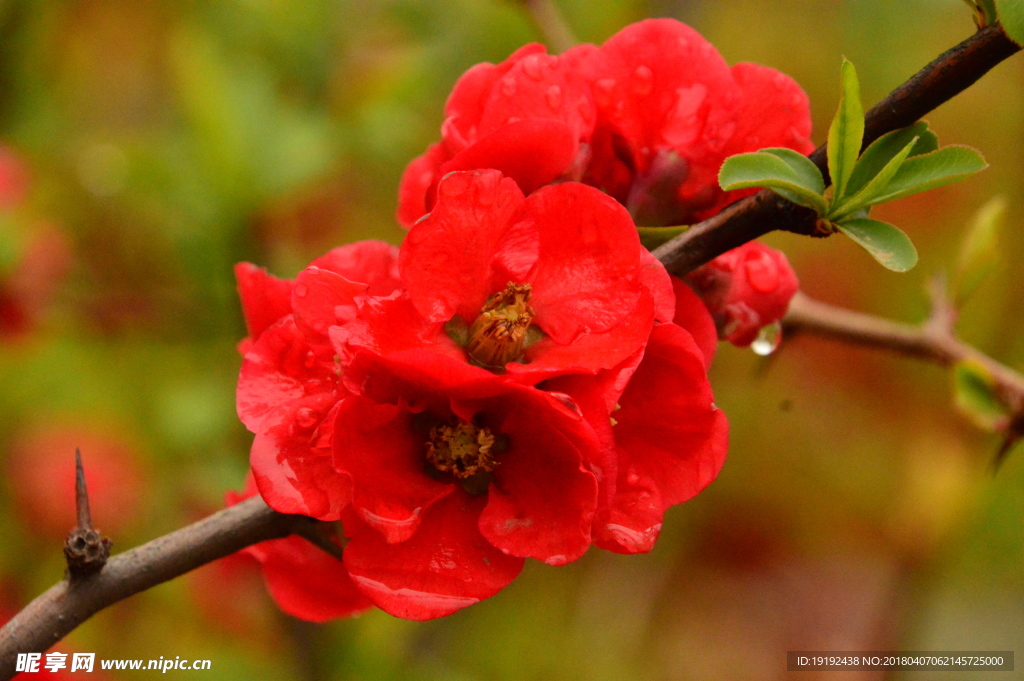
left=545, top=84, right=563, bottom=111
left=632, top=65, right=654, bottom=95
left=594, top=78, right=616, bottom=107
left=500, top=76, right=517, bottom=97
left=304, top=350, right=317, bottom=368
left=522, top=54, right=543, bottom=81
left=295, top=407, right=318, bottom=429
left=294, top=283, right=308, bottom=298
left=751, top=321, right=782, bottom=356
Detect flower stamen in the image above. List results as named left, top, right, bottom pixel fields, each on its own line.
left=466, top=282, right=535, bottom=369
left=425, top=421, right=499, bottom=479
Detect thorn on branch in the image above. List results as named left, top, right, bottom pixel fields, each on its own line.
left=63, top=448, right=112, bottom=580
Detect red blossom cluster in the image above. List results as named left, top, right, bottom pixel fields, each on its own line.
left=231, top=18, right=813, bottom=621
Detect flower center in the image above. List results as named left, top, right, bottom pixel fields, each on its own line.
left=425, top=421, right=498, bottom=479
left=465, top=282, right=535, bottom=369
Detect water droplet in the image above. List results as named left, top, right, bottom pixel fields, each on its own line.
left=294, top=284, right=308, bottom=298
left=594, top=78, right=616, bottom=107
left=304, top=350, right=317, bottom=368
left=521, top=54, right=543, bottom=81
left=303, top=379, right=323, bottom=394
left=500, top=76, right=517, bottom=97
left=632, top=65, right=654, bottom=95
left=295, top=407, right=318, bottom=429
left=745, top=250, right=780, bottom=292
left=545, top=84, right=562, bottom=111
left=626, top=470, right=640, bottom=485
left=751, top=321, right=782, bottom=356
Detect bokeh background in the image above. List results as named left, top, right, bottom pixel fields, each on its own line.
left=0, top=1, right=1022, bottom=679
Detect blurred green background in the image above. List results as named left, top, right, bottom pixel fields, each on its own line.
left=0, top=1, right=1022, bottom=679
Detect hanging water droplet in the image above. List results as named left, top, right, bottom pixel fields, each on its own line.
left=751, top=321, right=782, bottom=356
left=294, top=284, right=309, bottom=297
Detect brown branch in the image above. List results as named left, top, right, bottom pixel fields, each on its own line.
left=783, top=290, right=1024, bottom=413
left=514, top=0, right=577, bottom=54
left=654, top=23, right=1021, bottom=276
left=0, top=497, right=313, bottom=680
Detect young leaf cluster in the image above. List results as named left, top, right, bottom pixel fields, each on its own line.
left=719, top=59, right=987, bottom=273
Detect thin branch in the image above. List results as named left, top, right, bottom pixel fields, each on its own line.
left=0, top=498, right=304, bottom=680
left=783, top=291, right=1024, bottom=412
left=514, top=0, right=577, bottom=54
left=654, top=23, right=1021, bottom=276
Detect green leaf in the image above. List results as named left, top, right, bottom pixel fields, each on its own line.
left=827, top=58, right=864, bottom=201
left=861, top=146, right=988, bottom=205
left=953, top=361, right=1010, bottom=430
left=996, top=0, right=1024, bottom=45
left=638, top=224, right=689, bottom=250
left=719, top=152, right=828, bottom=214
left=953, top=196, right=1006, bottom=305
left=759, top=148, right=826, bottom=194
left=844, top=122, right=938, bottom=198
left=837, top=217, right=918, bottom=272
left=830, top=137, right=918, bottom=220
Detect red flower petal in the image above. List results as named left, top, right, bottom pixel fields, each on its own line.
left=291, top=266, right=367, bottom=337
left=254, top=534, right=373, bottom=622
left=723, top=62, right=815, bottom=158
left=433, top=119, right=578, bottom=205
left=227, top=480, right=372, bottom=622
left=309, top=240, right=402, bottom=296
left=343, top=494, right=524, bottom=620
left=235, top=262, right=294, bottom=343
left=525, top=182, right=643, bottom=343
left=590, top=19, right=733, bottom=170
left=250, top=424, right=351, bottom=520
left=510, top=286, right=654, bottom=382
left=332, top=395, right=454, bottom=543
left=397, top=143, right=448, bottom=227
left=612, top=322, right=728, bottom=509
left=442, top=44, right=547, bottom=151
left=400, top=170, right=527, bottom=324
left=640, top=249, right=676, bottom=323
left=330, top=292, right=464, bottom=364
left=671, top=276, right=717, bottom=368
left=478, top=389, right=599, bottom=565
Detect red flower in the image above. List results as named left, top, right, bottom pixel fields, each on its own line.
left=235, top=241, right=400, bottom=519
left=332, top=349, right=601, bottom=620
left=684, top=240, right=798, bottom=347
left=398, top=18, right=813, bottom=228
left=343, top=170, right=655, bottom=384
left=225, top=477, right=373, bottom=622
left=543, top=286, right=728, bottom=554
